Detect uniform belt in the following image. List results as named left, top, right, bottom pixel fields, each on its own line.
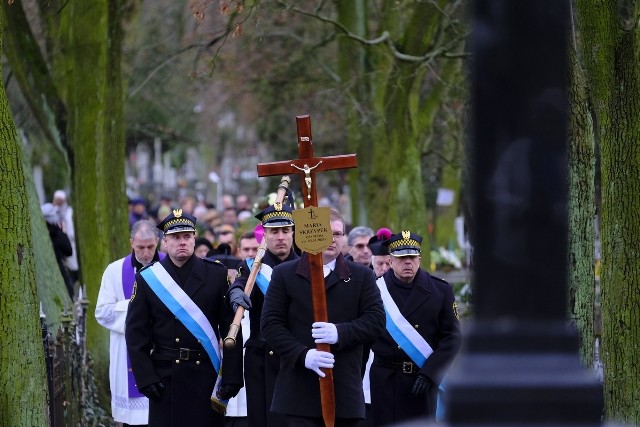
left=249, top=331, right=265, bottom=341
left=152, top=344, right=206, bottom=361
left=373, top=358, right=419, bottom=374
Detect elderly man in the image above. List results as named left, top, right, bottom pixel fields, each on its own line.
left=96, top=219, right=164, bottom=426
left=347, top=226, right=374, bottom=267
left=261, top=209, right=385, bottom=426
left=125, top=210, right=243, bottom=427
left=369, top=231, right=461, bottom=425
left=368, top=232, right=392, bottom=279
left=227, top=203, right=299, bottom=427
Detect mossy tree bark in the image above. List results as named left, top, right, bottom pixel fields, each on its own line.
left=336, top=0, right=372, bottom=226
left=60, top=0, right=130, bottom=406
left=567, top=48, right=596, bottom=368
left=0, top=8, right=49, bottom=424
left=3, top=0, right=132, bottom=407
left=334, top=0, right=466, bottom=252
left=575, top=1, right=640, bottom=423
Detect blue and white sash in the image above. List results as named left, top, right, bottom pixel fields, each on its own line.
left=245, top=259, right=272, bottom=295
left=376, top=277, right=433, bottom=367
left=140, top=262, right=227, bottom=411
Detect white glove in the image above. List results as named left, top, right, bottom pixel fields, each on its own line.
left=304, top=349, right=335, bottom=377
left=312, top=322, right=339, bottom=344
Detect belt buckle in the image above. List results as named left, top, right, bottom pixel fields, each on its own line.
left=402, top=361, right=414, bottom=374
left=179, top=348, right=190, bottom=360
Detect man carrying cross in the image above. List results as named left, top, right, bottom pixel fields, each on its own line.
left=260, top=209, right=385, bottom=426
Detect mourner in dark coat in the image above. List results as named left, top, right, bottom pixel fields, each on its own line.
left=227, top=203, right=299, bottom=427
left=125, top=210, right=243, bottom=427
left=370, top=231, right=462, bottom=425
left=42, top=203, right=74, bottom=297
left=261, top=209, right=385, bottom=427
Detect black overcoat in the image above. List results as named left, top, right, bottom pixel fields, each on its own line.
left=125, top=255, right=243, bottom=427
left=261, top=253, right=385, bottom=419
left=228, top=249, right=298, bottom=427
left=370, top=268, right=461, bottom=425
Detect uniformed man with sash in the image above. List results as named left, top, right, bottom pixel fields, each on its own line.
left=125, top=210, right=243, bottom=427
left=226, top=202, right=299, bottom=427
left=369, top=231, right=461, bottom=425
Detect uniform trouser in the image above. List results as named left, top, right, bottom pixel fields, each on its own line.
left=224, top=417, right=248, bottom=427
left=286, top=415, right=362, bottom=427
left=244, top=343, right=286, bottom=427
left=370, top=365, right=436, bottom=426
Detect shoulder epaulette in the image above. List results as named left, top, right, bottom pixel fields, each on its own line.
left=203, top=257, right=226, bottom=268
left=431, top=274, right=450, bottom=286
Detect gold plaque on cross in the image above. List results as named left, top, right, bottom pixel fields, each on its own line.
left=292, top=206, right=332, bottom=254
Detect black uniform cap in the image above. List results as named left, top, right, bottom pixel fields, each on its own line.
left=254, top=202, right=294, bottom=228
left=382, top=230, right=423, bottom=257
left=157, top=209, right=197, bottom=235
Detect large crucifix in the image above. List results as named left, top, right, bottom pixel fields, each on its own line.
left=257, top=115, right=357, bottom=427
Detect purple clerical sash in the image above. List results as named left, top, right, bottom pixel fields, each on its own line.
left=122, top=252, right=165, bottom=398
left=122, top=254, right=144, bottom=398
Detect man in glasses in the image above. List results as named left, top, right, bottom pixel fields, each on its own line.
left=347, top=226, right=375, bottom=268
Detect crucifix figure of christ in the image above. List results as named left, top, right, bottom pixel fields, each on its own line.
left=257, top=115, right=357, bottom=427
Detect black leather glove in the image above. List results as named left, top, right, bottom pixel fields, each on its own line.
left=217, top=384, right=242, bottom=400
left=411, top=374, right=432, bottom=398
left=140, top=382, right=165, bottom=401
left=228, top=287, right=252, bottom=312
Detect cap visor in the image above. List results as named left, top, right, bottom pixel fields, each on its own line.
left=262, top=220, right=294, bottom=228
left=164, top=227, right=196, bottom=235
left=390, top=249, right=421, bottom=257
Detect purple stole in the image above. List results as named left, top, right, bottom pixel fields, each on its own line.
left=122, top=252, right=165, bottom=398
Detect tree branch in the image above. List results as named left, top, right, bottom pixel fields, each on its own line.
left=274, top=0, right=469, bottom=62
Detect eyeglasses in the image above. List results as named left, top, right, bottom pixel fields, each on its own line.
left=332, top=232, right=345, bottom=239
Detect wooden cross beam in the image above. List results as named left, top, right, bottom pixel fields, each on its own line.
left=257, top=115, right=357, bottom=204
left=257, top=115, right=357, bottom=427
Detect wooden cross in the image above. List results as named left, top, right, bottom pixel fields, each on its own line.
left=257, top=115, right=357, bottom=427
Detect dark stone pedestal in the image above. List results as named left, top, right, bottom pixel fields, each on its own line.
left=440, top=1, right=604, bottom=425
left=446, top=322, right=602, bottom=425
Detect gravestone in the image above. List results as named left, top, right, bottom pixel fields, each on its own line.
left=444, top=1, right=603, bottom=425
